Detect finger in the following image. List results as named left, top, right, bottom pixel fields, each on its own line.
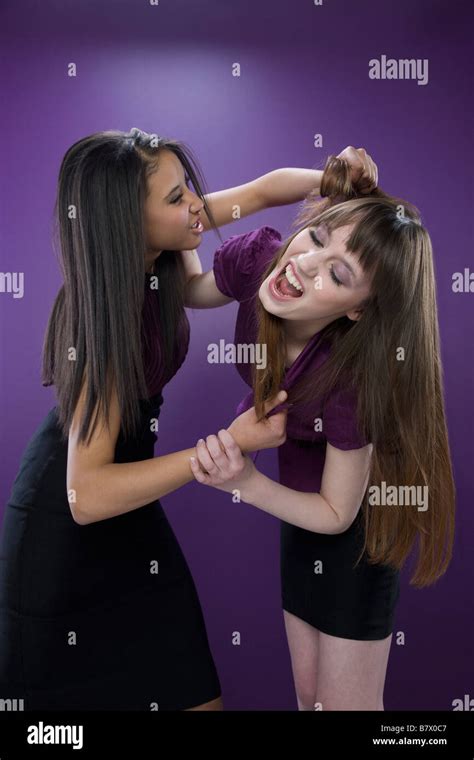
left=348, top=147, right=367, bottom=187
left=196, top=438, right=220, bottom=474
left=364, top=155, right=377, bottom=188
left=368, top=156, right=378, bottom=187
left=206, top=434, right=230, bottom=472
left=268, top=410, right=288, bottom=440
left=357, top=149, right=379, bottom=192
left=217, top=429, right=244, bottom=468
left=189, top=456, right=211, bottom=485
left=262, top=390, right=288, bottom=416
left=272, top=409, right=288, bottom=426
left=356, top=148, right=371, bottom=182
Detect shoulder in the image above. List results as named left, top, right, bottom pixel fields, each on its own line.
left=213, top=225, right=282, bottom=301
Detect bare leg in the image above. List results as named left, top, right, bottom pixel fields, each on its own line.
left=315, top=631, right=392, bottom=710
left=184, top=696, right=223, bottom=711
left=283, top=609, right=320, bottom=710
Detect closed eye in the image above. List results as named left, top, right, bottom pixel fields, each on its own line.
left=309, top=229, right=323, bottom=248
left=170, top=175, right=192, bottom=204
left=310, top=228, right=343, bottom=286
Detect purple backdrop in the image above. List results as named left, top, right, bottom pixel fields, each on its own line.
left=1, top=0, right=472, bottom=710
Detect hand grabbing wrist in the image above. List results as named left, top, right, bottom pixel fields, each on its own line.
left=226, top=424, right=250, bottom=454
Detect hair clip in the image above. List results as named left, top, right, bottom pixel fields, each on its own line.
left=129, top=127, right=143, bottom=142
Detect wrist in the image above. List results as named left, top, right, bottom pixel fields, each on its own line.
left=239, top=467, right=262, bottom=503
left=226, top=426, right=251, bottom=454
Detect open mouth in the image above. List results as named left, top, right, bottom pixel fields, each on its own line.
left=190, top=219, right=204, bottom=232
left=273, top=262, right=304, bottom=298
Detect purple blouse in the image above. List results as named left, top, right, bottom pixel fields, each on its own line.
left=141, top=273, right=190, bottom=397
left=213, top=226, right=368, bottom=493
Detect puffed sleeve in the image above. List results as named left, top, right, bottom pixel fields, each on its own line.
left=322, top=383, right=370, bottom=450
left=213, top=225, right=282, bottom=302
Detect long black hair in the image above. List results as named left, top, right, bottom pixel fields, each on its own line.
left=42, top=128, right=220, bottom=445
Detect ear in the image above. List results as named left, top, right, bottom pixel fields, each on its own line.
left=346, top=307, right=364, bottom=322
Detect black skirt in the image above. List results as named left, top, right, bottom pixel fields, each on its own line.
left=280, top=509, right=401, bottom=641
left=0, top=392, right=221, bottom=710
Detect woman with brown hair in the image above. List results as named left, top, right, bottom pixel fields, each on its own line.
left=187, top=150, right=456, bottom=710
left=2, top=127, right=351, bottom=710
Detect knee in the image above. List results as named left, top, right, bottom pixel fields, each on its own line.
left=294, top=679, right=318, bottom=711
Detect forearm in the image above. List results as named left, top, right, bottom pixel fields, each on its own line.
left=259, top=168, right=323, bottom=207
left=74, top=447, right=198, bottom=524
left=201, top=167, right=323, bottom=232
left=239, top=470, right=347, bottom=534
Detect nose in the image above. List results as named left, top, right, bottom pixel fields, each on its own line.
left=295, top=250, right=320, bottom=279
left=190, top=193, right=204, bottom=214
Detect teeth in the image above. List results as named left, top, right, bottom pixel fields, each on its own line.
left=285, top=265, right=303, bottom=292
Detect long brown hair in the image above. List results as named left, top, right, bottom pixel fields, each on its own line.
left=254, top=156, right=455, bottom=588
left=42, top=128, right=220, bottom=446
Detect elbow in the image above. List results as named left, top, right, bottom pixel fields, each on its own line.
left=319, top=493, right=360, bottom=535
left=71, top=506, right=92, bottom=526
left=332, top=509, right=360, bottom=535
left=69, top=500, right=91, bottom=526
left=332, top=518, right=351, bottom=535
left=67, top=481, right=93, bottom=526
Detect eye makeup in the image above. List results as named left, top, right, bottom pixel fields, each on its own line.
left=309, top=226, right=356, bottom=286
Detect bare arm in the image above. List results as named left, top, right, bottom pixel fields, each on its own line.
left=238, top=443, right=373, bottom=533
left=201, top=143, right=380, bottom=233
left=180, top=249, right=234, bottom=308
left=190, top=433, right=373, bottom=535
left=200, top=168, right=323, bottom=232
left=186, top=148, right=378, bottom=308
left=67, top=378, right=199, bottom=525
left=181, top=168, right=324, bottom=308
left=67, top=377, right=287, bottom=526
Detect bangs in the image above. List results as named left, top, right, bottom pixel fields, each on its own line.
left=303, top=197, right=415, bottom=277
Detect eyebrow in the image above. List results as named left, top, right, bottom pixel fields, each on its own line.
left=164, top=169, right=190, bottom=201
left=314, top=224, right=358, bottom=279
left=164, top=184, right=182, bottom=200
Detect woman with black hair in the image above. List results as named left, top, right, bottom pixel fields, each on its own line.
left=0, top=130, right=374, bottom=710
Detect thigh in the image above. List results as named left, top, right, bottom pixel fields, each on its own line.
left=283, top=609, right=320, bottom=709
left=185, top=696, right=223, bottom=711
left=315, top=631, right=392, bottom=710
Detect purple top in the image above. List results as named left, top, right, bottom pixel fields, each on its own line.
left=213, top=226, right=369, bottom=492
left=141, top=273, right=190, bottom=397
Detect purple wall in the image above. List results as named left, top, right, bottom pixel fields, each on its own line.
left=1, top=0, right=472, bottom=710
